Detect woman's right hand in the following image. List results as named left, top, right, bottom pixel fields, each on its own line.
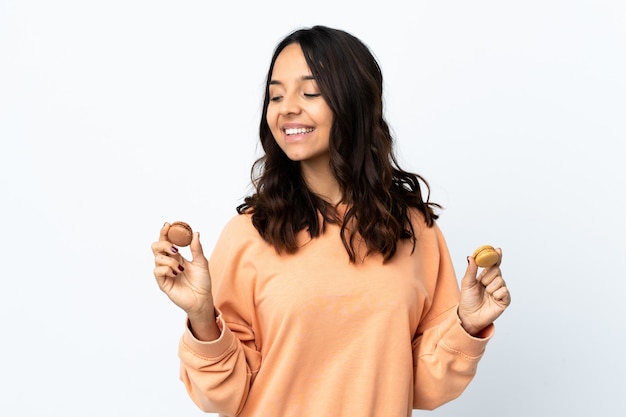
left=152, top=223, right=215, bottom=319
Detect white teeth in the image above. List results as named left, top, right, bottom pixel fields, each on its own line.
left=285, top=127, right=314, bottom=135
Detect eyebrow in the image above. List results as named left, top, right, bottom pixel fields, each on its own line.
left=269, top=75, right=316, bottom=85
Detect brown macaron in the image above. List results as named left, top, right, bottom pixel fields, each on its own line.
left=167, top=221, right=193, bottom=247
left=472, top=245, right=500, bottom=268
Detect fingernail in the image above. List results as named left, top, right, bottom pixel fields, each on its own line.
left=178, top=265, right=184, bottom=272
left=466, top=256, right=470, bottom=264
left=170, top=246, right=178, bottom=254
left=173, top=270, right=178, bottom=276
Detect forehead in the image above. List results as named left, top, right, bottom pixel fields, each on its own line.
left=270, top=43, right=313, bottom=80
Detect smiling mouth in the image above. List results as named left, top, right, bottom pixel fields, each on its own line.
left=284, top=127, right=315, bottom=135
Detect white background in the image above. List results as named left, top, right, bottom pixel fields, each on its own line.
left=1, top=1, right=625, bottom=416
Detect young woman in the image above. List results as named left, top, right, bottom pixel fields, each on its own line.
left=152, top=25, right=510, bottom=417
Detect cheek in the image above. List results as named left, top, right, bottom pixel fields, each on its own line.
left=265, top=111, right=272, bottom=127
left=266, top=109, right=279, bottom=132
left=313, top=105, right=334, bottom=129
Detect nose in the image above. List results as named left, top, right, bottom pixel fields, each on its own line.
left=279, top=93, right=301, bottom=116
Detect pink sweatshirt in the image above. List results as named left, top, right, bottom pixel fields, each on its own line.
left=178, top=210, right=493, bottom=417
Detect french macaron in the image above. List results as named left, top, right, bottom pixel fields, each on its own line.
left=472, top=245, right=500, bottom=268
left=167, top=221, right=193, bottom=247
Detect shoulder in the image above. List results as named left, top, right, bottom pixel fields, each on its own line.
left=407, top=207, right=448, bottom=255
left=215, top=212, right=263, bottom=248
left=209, top=213, right=268, bottom=274
left=222, top=211, right=255, bottom=233
left=408, top=207, right=434, bottom=237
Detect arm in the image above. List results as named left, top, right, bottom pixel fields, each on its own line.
left=412, top=307, right=493, bottom=410
left=179, top=310, right=261, bottom=415
left=176, top=216, right=262, bottom=416
left=411, top=223, right=507, bottom=409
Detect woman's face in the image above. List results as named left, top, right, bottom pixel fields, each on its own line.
left=266, top=43, right=334, bottom=168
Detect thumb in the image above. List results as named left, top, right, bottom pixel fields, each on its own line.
left=461, top=255, right=479, bottom=289
left=189, top=232, right=208, bottom=266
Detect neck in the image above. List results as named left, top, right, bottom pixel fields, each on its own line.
left=300, top=160, right=342, bottom=205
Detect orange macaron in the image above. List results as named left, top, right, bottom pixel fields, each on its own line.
left=167, top=221, right=193, bottom=247
left=472, top=245, right=499, bottom=268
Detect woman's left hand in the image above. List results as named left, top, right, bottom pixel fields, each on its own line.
left=458, top=248, right=511, bottom=336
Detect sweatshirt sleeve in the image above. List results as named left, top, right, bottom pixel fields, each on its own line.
left=178, top=215, right=262, bottom=416
left=411, top=223, right=494, bottom=410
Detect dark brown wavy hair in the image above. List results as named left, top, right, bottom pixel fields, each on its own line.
left=238, top=25, right=440, bottom=262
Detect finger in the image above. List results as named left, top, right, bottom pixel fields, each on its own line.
left=154, top=263, right=178, bottom=277
left=153, top=265, right=179, bottom=285
left=189, top=232, right=209, bottom=267
left=151, top=240, right=182, bottom=257
left=485, top=276, right=506, bottom=294
left=154, top=252, right=185, bottom=274
left=159, top=222, right=171, bottom=241
left=491, top=286, right=511, bottom=306
left=495, top=247, right=503, bottom=267
left=483, top=275, right=511, bottom=306
left=461, top=255, right=479, bottom=289
left=478, top=267, right=502, bottom=287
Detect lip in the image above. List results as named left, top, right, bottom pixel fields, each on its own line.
left=282, top=122, right=314, bottom=131
left=282, top=123, right=315, bottom=142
